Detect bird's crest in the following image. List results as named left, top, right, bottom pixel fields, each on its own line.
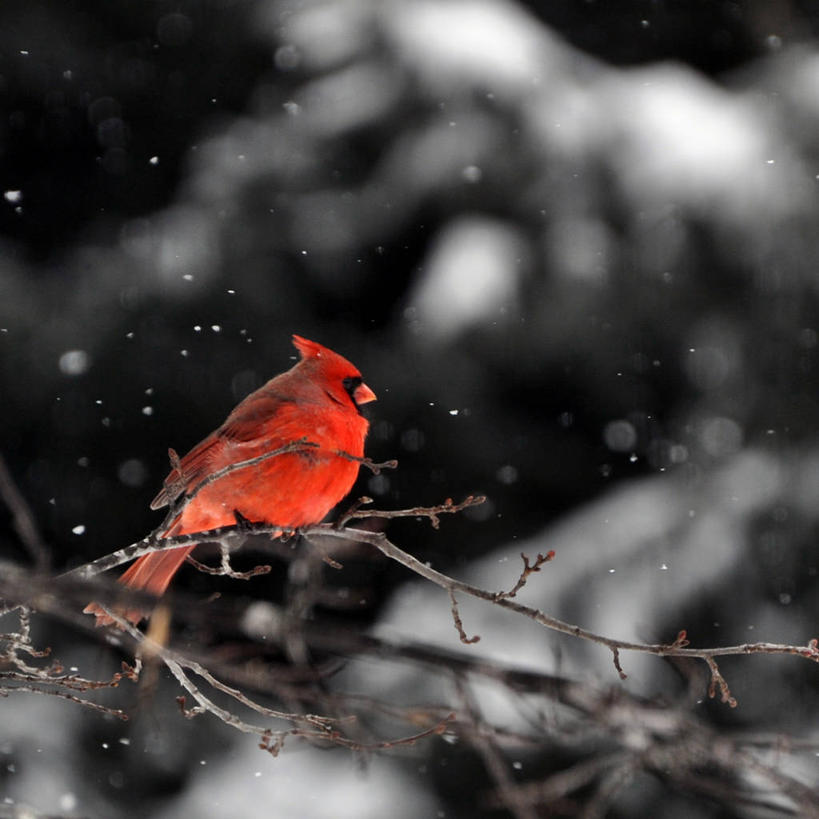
left=292, top=334, right=327, bottom=360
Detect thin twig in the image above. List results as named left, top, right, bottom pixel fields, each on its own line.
left=0, top=453, right=50, bottom=570
left=340, top=495, right=486, bottom=530
left=0, top=682, right=129, bottom=720
left=332, top=451, right=398, bottom=475
left=449, top=589, right=480, bottom=644
left=611, top=647, right=627, bottom=681
left=326, top=712, right=454, bottom=752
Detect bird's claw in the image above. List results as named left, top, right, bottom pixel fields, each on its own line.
left=232, top=509, right=254, bottom=531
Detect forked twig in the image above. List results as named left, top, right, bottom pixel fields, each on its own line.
left=494, top=551, right=556, bottom=600
left=185, top=540, right=272, bottom=580
left=333, top=451, right=398, bottom=475
left=706, top=656, right=737, bottom=708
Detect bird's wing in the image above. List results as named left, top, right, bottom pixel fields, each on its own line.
left=149, top=392, right=298, bottom=510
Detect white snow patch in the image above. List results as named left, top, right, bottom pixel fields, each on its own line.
left=386, top=0, right=557, bottom=93
left=409, top=217, right=523, bottom=340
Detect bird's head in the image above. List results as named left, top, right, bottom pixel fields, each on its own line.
left=292, top=334, right=376, bottom=413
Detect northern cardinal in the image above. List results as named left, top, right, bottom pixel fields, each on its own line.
left=85, top=334, right=376, bottom=625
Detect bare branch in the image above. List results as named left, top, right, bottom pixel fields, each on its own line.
left=486, top=753, right=627, bottom=812
left=325, top=712, right=455, bottom=753
left=159, top=440, right=396, bottom=525
left=166, top=656, right=312, bottom=750
left=59, top=497, right=483, bottom=583
left=160, top=438, right=322, bottom=523
left=0, top=682, right=129, bottom=720
left=0, top=453, right=50, bottom=571
left=455, top=675, right=539, bottom=819
left=83, top=597, right=457, bottom=753
left=0, top=606, right=130, bottom=719
left=88, top=604, right=343, bottom=751
left=317, top=524, right=819, bottom=667
left=5, top=547, right=819, bottom=811
left=59, top=505, right=819, bottom=693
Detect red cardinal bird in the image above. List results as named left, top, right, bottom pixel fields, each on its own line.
left=85, top=334, right=376, bottom=625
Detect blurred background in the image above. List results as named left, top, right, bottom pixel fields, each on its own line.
left=3, top=0, right=819, bottom=816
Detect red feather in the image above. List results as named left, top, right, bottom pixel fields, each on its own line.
left=85, top=334, right=376, bottom=625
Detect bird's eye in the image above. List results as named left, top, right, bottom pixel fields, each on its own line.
left=342, top=376, right=362, bottom=398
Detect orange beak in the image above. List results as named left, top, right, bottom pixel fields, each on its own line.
left=353, top=381, right=377, bottom=405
